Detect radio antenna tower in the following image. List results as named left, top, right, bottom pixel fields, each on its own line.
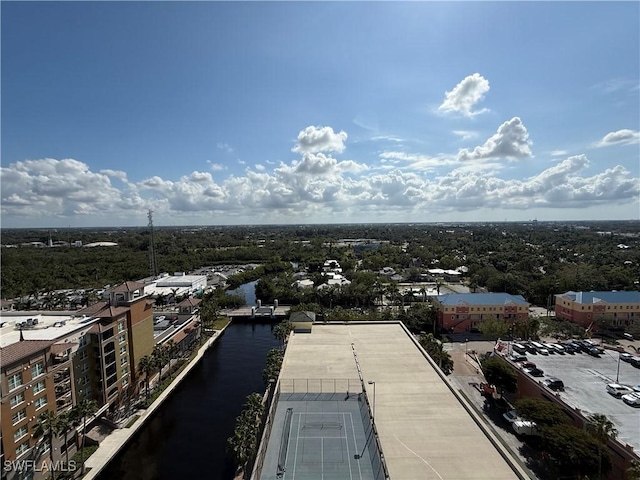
left=148, top=209, right=158, bottom=278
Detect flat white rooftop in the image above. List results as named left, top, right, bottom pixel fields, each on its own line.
left=0, top=313, right=97, bottom=348
left=280, top=323, right=526, bottom=480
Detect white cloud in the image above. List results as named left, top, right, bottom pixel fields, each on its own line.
left=254, top=164, right=266, bottom=172
left=438, top=73, right=490, bottom=117
left=216, top=142, right=234, bottom=153
left=292, top=126, right=348, bottom=154
left=371, top=135, right=404, bottom=143
left=549, top=150, right=568, bottom=156
left=453, top=130, right=478, bottom=141
left=593, top=129, right=640, bottom=148
left=457, top=117, right=532, bottom=162
left=379, top=151, right=457, bottom=171
left=209, top=163, right=226, bottom=171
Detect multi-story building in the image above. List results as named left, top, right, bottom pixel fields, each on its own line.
left=554, top=290, right=640, bottom=329
left=1, top=281, right=154, bottom=466
left=433, top=292, right=530, bottom=333
left=77, top=281, right=154, bottom=408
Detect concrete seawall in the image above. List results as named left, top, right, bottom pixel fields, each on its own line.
left=83, top=325, right=230, bottom=480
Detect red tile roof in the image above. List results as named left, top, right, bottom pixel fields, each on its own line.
left=0, top=340, right=53, bottom=368
left=178, top=297, right=201, bottom=308
left=76, top=301, right=129, bottom=319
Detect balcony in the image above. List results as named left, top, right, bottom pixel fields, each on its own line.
left=54, top=369, right=70, bottom=383
left=52, top=353, right=70, bottom=365
left=55, top=381, right=71, bottom=396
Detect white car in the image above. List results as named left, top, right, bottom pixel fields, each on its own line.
left=550, top=343, right=565, bottom=354
left=620, top=353, right=636, bottom=363
left=503, top=410, right=518, bottom=423
left=622, top=392, right=640, bottom=407
left=606, top=383, right=634, bottom=398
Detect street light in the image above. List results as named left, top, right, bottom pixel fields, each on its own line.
left=465, top=338, right=469, bottom=360
left=367, top=380, right=376, bottom=420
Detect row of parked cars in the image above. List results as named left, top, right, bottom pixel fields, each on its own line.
left=512, top=339, right=607, bottom=357
left=606, top=383, right=640, bottom=407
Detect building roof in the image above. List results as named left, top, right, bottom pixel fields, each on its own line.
left=0, top=340, right=53, bottom=368
left=279, top=323, right=524, bottom=479
left=290, top=311, right=316, bottom=323
left=558, top=290, right=640, bottom=304
left=436, top=292, right=529, bottom=306
left=111, top=281, right=146, bottom=293
left=177, top=297, right=201, bottom=308
left=76, top=301, right=129, bottom=318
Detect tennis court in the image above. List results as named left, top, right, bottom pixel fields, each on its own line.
left=260, top=396, right=378, bottom=480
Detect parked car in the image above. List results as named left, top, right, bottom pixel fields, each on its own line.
left=587, top=347, right=602, bottom=357
left=561, top=342, right=577, bottom=354
left=622, top=392, right=640, bottom=407
left=509, top=353, right=528, bottom=363
left=503, top=410, right=518, bottom=423
left=544, top=377, right=565, bottom=391
left=512, top=343, right=528, bottom=354
left=606, top=383, right=634, bottom=398
left=542, top=342, right=556, bottom=354
left=623, top=333, right=634, bottom=340
left=524, top=367, right=544, bottom=377
left=631, top=357, right=640, bottom=369
left=620, top=353, right=636, bottom=363
left=512, top=419, right=540, bottom=436
left=550, top=343, right=565, bottom=354
left=521, top=361, right=537, bottom=370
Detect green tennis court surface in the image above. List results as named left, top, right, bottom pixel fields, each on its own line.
left=260, top=395, right=378, bottom=480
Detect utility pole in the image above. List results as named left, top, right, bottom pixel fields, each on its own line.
left=148, top=210, right=158, bottom=278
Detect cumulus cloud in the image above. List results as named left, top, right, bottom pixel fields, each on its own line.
left=453, top=130, right=478, bottom=141
left=593, top=129, right=640, bottom=148
left=457, top=117, right=532, bottom=161
left=292, top=126, right=348, bottom=154
left=438, top=73, right=490, bottom=117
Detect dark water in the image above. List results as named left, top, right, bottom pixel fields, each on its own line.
left=98, top=322, right=279, bottom=480
left=227, top=280, right=257, bottom=306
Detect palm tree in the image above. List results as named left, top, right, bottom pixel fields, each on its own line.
left=73, top=399, right=98, bottom=475
left=273, top=321, right=293, bottom=349
left=587, top=413, right=618, bottom=480
left=152, top=344, right=169, bottom=384
left=56, top=410, right=74, bottom=465
left=33, top=410, right=59, bottom=480
left=627, top=460, right=640, bottom=480
left=165, top=340, right=178, bottom=380
left=138, top=355, right=158, bottom=399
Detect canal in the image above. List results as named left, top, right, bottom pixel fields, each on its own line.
left=98, top=321, right=280, bottom=480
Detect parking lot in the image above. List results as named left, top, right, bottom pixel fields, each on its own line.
left=517, top=346, right=640, bottom=452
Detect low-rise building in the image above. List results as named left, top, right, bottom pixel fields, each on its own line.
left=434, top=292, right=530, bottom=333
left=554, top=290, right=640, bottom=329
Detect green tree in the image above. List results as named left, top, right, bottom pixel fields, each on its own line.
left=273, top=320, right=293, bottom=348
left=419, top=334, right=454, bottom=375
left=73, top=398, right=98, bottom=475
left=481, top=357, right=518, bottom=393
left=479, top=316, right=509, bottom=340
left=514, top=397, right=567, bottom=427
left=56, top=410, right=74, bottom=465
left=138, top=355, right=158, bottom=399
left=587, top=413, right=617, bottom=480
left=627, top=460, right=640, bottom=480
left=152, top=343, right=170, bottom=383
left=33, top=410, right=59, bottom=480
left=263, top=348, right=284, bottom=385
left=541, top=423, right=604, bottom=477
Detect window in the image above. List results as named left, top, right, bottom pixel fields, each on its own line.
left=81, top=363, right=89, bottom=373
left=31, top=362, right=44, bottom=378
left=123, top=377, right=129, bottom=388
left=122, top=366, right=128, bottom=376
left=120, top=346, right=126, bottom=356
left=79, top=350, right=88, bottom=360
left=14, top=425, right=28, bottom=443
left=12, top=409, right=26, bottom=425
left=15, top=440, right=30, bottom=457
left=8, top=372, right=22, bottom=390
left=10, top=392, right=25, bottom=408
left=120, top=356, right=127, bottom=366
left=118, top=322, right=125, bottom=332
left=34, top=396, right=47, bottom=410
left=118, top=334, right=126, bottom=344
left=33, top=380, right=46, bottom=394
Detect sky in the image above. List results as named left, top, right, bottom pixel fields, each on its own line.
left=1, top=1, right=639, bottom=228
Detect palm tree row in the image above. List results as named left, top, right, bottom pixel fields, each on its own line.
left=227, top=393, right=265, bottom=477
left=138, top=340, right=178, bottom=400
left=32, top=398, right=98, bottom=479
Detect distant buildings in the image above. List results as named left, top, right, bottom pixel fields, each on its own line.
left=433, top=293, right=530, bottom=333
left=554, top=290, right=640, bottom=329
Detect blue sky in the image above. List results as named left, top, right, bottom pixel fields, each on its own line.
left=2, top=1, right=639, bottom=228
